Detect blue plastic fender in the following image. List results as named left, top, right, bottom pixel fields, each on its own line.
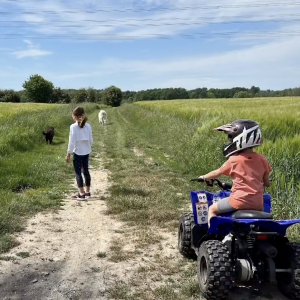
left=189, top=189, right=299, bottom=237
left=208, top=216, right=300, bottom=236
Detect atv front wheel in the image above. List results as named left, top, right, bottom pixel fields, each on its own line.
left=178, top=213, right=196, bottom=259
left=198, top=240, right=233, bottom=300
left=276, top=242, right=300, bottom=299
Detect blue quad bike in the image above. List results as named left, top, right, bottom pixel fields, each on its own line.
left=178, top=178, right=300, bottom=300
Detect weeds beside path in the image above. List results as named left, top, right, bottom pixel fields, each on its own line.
left=92, top=104, right=289, bottom=300
left=0, top=156, right=127, bottom=300
left=0, top=103, right=292, bottom=300
left=0, top=105, right=199, bottom=300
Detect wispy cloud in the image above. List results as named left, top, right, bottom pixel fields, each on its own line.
left=1, top=0, right=300, bottom=91
left=1, top=33, right=300, bottom=90
left=12, top=40, right=52, bottom=59
left=1, top=0, right=300, bottom=43
left=52, top=35, right=300, bottom=90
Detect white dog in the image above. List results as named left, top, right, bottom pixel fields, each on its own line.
left=98, top=110, right=107, bottom=125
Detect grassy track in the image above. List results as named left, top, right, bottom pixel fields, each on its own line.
left=96, top=106, right=199, bottom=299
left=96, top=98, right=300, bottom=299
left=0, top=102, right=102, bottom=253
left=134, top=98, right=300, bottom=228
left=1, top=97, right=300, bottom=299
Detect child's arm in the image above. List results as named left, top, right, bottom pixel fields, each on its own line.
left=199, top=158, right=231, bottom=181
left=66, top=126, right=75, bottom=162
left=263, top=172, right=270, bottom=187
left=263, top=158, right=272, bottom=187
left=199, top=169, right=223, bottom=181
left=89, top=125, right=93, bottom=146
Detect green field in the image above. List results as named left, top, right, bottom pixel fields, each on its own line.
left=1, top=98, right=299, bottom=249
left=1, top=98, right=300, bottom=300
left=100, top=98, right=300, bottom=239
left=0, top=102, right=61, bottom=119
left=91, top=98, right=300, bottom=299
left=0, top=102, right=101, bottom=252
left=135, top=98, right=300, bottom=220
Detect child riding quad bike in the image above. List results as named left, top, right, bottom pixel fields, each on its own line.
left=178, top=120, right=300, bottom=299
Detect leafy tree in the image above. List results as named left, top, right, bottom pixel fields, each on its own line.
left=250, top=86, right=260, bottom=96
left=189, top=88, right=208, bottom=99
left=103, top=86, right=122, bottom=107
left=233, top=91, right=253, bottom=98
left=97, top=90, right=104, bottom=103
left=0, top=90, right=5, bottom=99
left=18, top=90, right=27, bottom=102
left=74, top=88, right=88, bottom=103
left=51, top=87, right=71, bottom=103
left=2, top=90, right=20, bottom=102
left=86, top=87, right=96, bottom=102
left=22, top=74, right=54, bottom=103
left=206, top=91, right=215, bottom=98
left=122, top=90, right=137, bottom=101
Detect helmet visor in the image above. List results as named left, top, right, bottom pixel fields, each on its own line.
left=214, top=123, right=236, bottom=134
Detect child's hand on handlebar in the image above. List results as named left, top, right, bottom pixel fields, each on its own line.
left=199, top=176, right=213, bottom=186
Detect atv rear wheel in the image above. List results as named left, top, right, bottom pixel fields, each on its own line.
left=197, top=240, right=233, bottom=300
left=178, top=213, right=196, bottom=259
left=276, top=242, right=300, bottom=299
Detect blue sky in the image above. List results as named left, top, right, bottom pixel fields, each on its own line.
left=1, top=0, right=300, bottom=91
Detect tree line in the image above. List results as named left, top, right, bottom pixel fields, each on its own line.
left=122, top=86, right=300, bottom=102
left=1, top=74, right=300, bottom=106
left=0, top=74, right=123, bottom=107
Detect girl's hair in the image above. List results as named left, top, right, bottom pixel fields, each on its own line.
left=73, top=106, right=87, bottom=128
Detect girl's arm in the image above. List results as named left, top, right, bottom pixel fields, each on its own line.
left=89, top=125, right=93, bottom=145
left=67, top=126, right=75, bottom=155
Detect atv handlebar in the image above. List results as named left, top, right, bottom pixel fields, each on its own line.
left=190, top=178, right=232, bottom=191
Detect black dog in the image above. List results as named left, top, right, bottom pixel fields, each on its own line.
left=42, top=127, right=55, bottom=144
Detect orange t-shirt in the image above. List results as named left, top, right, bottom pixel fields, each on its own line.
left=219, top=152, right=272, bottom=210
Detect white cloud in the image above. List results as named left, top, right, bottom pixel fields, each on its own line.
left=2, top=0, right=299, bottom=43
left=12, top=40, right=52, bottom=59
left=13, top=48, right=52, bottom=59
left=53, top=35, right=300, bottom=90
left=1, top=0, right=300, bottom=90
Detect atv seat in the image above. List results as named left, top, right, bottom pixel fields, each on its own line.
left=232, top=210, right=273, bottom=220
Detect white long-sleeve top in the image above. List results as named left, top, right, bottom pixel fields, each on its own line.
left=67, top=122, right=93, bottom=155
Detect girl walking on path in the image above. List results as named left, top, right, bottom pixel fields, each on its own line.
left=66, top=106, right=93, bottom=200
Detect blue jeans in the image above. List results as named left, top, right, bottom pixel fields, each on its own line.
left=73, top=153, right=91, bottom=188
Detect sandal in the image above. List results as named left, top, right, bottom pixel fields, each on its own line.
left=71, top=193, right=86, bottom=200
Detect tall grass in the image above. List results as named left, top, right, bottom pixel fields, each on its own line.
left=95, top=99, right=300, bottom=300
left=115, top=99, right=300, bottom=224
left=0, top=102, right=101, bottom=252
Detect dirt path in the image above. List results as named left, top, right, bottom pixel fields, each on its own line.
left=0, top=159, right=291, bottom=300
left=0, top=160, right=125, bottom=300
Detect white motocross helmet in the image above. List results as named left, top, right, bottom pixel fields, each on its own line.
left=214, top=119, right=263, bottom=157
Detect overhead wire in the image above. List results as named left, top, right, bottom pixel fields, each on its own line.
left=1, top=17, right=300, bottom=28
left=1, top=12, right=300, bottom=23
left=0, top=1, right=300, bottom=40
left=0, top=30, right=299, bottom=40
left=1, top=1, right=300, bottom=14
